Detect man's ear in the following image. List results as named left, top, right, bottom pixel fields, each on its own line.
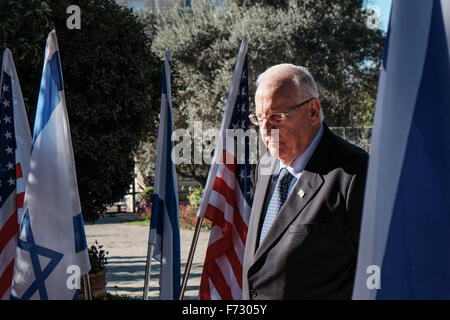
left=310, top=99, right=321, bottom=124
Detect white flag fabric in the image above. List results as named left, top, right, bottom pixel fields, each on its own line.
left=353, top=0, right=450, bottom=299
left=148, top=51, right=181, bottom=299
left=11, top=30, right=90, bottom=300
left=0, top=48, right=31, bottom=300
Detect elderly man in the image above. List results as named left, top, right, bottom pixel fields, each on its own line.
left=242, top=64, right=368, bottom=299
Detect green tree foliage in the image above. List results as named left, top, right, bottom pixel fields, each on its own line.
left=147, top=0, right=384, bottom=184
left=1, top=0, right=162, bottom=222
left=231, top=0, right=289, bottom=9
left=0, top=1, right=53, bottom=110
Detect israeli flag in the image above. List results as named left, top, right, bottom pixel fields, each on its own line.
left=148, top=51, right=181, bottom=299
left=353, top=0, right=450, bottom=299
left=11, top=30, right=90, bottom=300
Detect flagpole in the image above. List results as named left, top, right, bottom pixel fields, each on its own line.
left=179, top=36, right=249, bottom=300
left=143, top=243, right=155, bottom=300
left=82, top=273, right=92, bottom=300
left=179, top=216, right=203, bottom=300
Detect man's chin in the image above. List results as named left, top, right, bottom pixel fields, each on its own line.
left=269, top=146, right=293, bottom=161
left=267, top=146, right=281, bottom=158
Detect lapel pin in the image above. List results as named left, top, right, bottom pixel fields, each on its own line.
left=298, top=189, right=305, bottom=198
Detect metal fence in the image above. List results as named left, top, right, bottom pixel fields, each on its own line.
left=329, top=126, right=373, bottom=153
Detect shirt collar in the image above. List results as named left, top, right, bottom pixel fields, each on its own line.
left=277, top=123, right=324, bottom=179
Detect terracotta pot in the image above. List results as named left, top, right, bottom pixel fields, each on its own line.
left=78, top=269, right=107, bottom=300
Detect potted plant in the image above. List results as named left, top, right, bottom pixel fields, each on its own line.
left=78, top=240, right=108, bottom=300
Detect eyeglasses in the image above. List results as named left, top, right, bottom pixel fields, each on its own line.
left=249, top=98, right=314, bottom=126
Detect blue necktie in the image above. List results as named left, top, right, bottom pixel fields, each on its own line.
left=259, top=167, right=294, bottom=244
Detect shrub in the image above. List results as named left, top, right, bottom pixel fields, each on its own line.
left=179, top=204, right=211, bottom=231
left=88, top=240, right=108, bottom=274
left=182, top=185, right=211, bottom=230
left=137, top=186, right=153, bottom=217
left=186, top=185, right=204, bottom=209
left=135, top=184, right=211, bottom=230
left=139, top=186, right=154, bottom=201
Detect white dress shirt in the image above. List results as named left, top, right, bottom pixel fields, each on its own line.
left=276, top=123, right=324, bottom=196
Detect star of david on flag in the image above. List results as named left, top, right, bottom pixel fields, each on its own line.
left=10, top=30, right=90, bottom=300
left=11, top=210, right=63, bottom=300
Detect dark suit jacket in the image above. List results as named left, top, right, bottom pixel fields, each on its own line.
left=242, top=124, right=368, bottom=300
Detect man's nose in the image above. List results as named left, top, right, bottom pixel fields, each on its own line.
left=260, top=117, right=274, bottom=130
left=260, top=120, right=277, bottom=140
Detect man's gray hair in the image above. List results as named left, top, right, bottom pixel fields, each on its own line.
left=256, top=64, right=324, bottom=122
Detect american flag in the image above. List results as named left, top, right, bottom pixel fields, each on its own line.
left=199, top=40, right=253, bottom=299
left=0, top=49, right=30, bottom=300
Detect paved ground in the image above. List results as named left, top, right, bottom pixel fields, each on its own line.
left=84, top=213, right=209, bottom=300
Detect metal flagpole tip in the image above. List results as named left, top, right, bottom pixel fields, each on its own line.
left=165, top=50, right=172, bottom=62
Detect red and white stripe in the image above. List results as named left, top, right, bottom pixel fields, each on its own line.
left=0, top=49, right=31, bottom=300
left=0, top=164, right=25, bottom=300
left=197, top=37, right=249, bottom=300
left=199, top=150, right=251, bottom=299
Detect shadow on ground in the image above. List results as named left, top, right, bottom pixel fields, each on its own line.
left=85, top=213, right=142, bottom=225
left=104, top=255, right=202, bottom=299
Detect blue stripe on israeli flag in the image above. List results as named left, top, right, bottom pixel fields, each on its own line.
left=354, top=0, right=450, bottom=299
left=149, top=52, right=181, bottom=299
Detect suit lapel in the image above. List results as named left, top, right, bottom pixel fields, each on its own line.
left=253, top=171, right=324, bottom=263
left=249, top=124, right=334, bottom=270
